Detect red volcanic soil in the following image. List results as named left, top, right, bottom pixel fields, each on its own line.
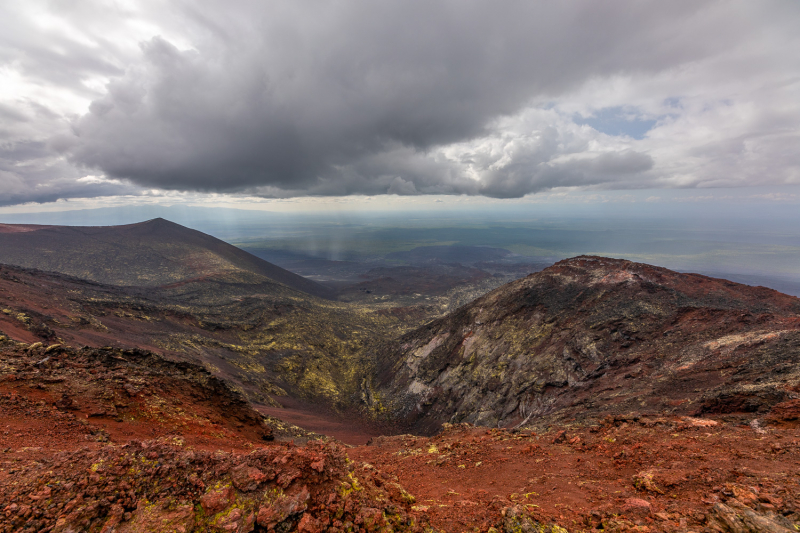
left=2, top=351, right=800, bottom=532
left=0, top=341, right=419, bottom=533
left=4, top=349, right=799, bottom=533
left=0, top=342, right=273, bottom=452
left=349, top=418, right=800, bottom=532
left=0, top=264, right=203, bottom=351
left=256, top=396, right=389, bottom=446
left=0, top=223, right=53, bottom=233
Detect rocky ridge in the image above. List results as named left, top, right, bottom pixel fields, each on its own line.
left=1, top=436, right=422, bottom=533
left=372, top=256, right=800, bottom=433
left=0, top=337, right=289, bottom=447
left=0, top=260, right=426, bottom=414
left=0, top=338, right=422, bottom=533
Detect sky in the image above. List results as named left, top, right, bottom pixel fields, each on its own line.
left=0, top=1, right=799, bottom=212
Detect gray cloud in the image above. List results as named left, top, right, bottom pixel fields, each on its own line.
left=0, top=0, right=799, bottom=204
left=63, top=1, right=730, bottom=193
left=0, top=3, right=125, bottom=96
left=0, top=139, right=138, bottom=206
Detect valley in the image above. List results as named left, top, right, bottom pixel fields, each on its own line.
left=0, top=220, right=798, bottom=532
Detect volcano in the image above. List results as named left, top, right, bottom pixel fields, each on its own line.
left=0, top=218, right=333, bottom=299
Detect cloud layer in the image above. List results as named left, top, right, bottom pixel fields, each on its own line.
left=1, top=1, right=798, bottom=204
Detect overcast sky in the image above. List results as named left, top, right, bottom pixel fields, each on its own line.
left=1, top=0, right=798, bottom=209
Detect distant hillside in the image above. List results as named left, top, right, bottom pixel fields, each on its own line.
left=0, top=218, right=334, bottom=299
left=371, top=256, right=800, bottom=433
left=385, top=245, right=513, bottom=265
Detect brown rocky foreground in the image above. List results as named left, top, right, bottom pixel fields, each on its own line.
left=3, top=405, right=800, bottom=532
left=0, top=340, right=420, bottom=533
left=2, top=336, right=799, bottom=532
left=2, top=252, right=800, bottom=532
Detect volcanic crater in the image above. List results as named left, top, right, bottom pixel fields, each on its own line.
left=0, top=222, right=798, bottom=533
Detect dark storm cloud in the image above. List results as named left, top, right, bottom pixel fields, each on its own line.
left=64, top=1, right=717, bottom=196
left=1, top=0, right=799, bottom=204
left=0, top=139, right=138, bottom=206
left=475, top=149, right=654, bottom=199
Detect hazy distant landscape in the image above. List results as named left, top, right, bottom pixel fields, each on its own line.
left=5, top=202, right=800, bottom=297
left=238, top=220, right=800, bottom=295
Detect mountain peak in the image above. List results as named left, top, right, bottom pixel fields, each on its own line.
left=0, top=219, right=334, bottom=298
left=374, top=256, right=800, bottom=433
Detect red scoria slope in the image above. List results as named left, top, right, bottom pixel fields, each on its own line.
left=349, top=417, right=800, bottom=533
left=0, top=339, right=421, bottom=533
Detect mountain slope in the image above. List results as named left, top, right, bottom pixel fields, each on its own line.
left=371, top=256, right=800, bottom=433
left=0, top=259, right=424, bottom=413
left=0, top=218, right=334, bottom=299
left=0, top=339, right=276, bottom=446
left=0, top=339, right=419, bottom=533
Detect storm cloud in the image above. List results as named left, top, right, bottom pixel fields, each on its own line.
left=1, top=1, right=799, bottom=203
